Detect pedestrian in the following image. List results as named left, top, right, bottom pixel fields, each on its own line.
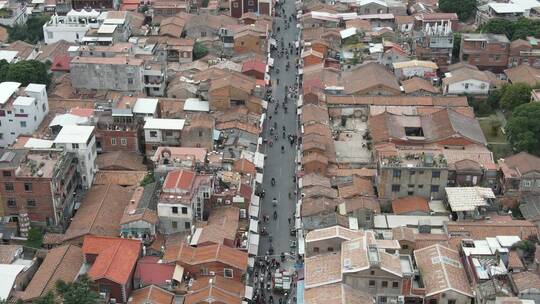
left=288, top=217, right=291, bottom=224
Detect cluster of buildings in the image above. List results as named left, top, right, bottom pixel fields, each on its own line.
left=0, top=0, right=279, bottom=302
left=292, top=0, right=540, bottom=303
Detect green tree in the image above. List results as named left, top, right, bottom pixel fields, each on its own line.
left=439, top=0, right=478, bottom=21
left=505, top=102, right=540, bottom=155
left=480, top=17, right=540, bottom=40
left=193, top=42, right=208, bottom=60
left=486, top=88, right=502, bottom=110
left=25, top=226, right=43, bottom=249
left=452, top=32, right=461, bottom=60
left=8, top=15, right=50, bottom=43
left=55, top=275, right=98, bottom=304
left=500, top=82, right=532, bottom=110
left=32, top=291, right=55, bottom=304
left=0, top=60, right=51, bottom=86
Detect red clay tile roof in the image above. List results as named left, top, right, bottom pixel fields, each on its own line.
left=163, top=170, right=196, bottom=191
left=83, top=235, right=141, bottom=285
left=168, top=243, right=248, bottom=270
left=242, top=59, right=266, bottom=74
left=128, top=285, right=174, bottom=304
left=195, top=206, right=240, bottom=246
left=401, top=77, right=439, bottom=94
left=391, top=196, right=430, bottom=215
left=22, top=245, right=83, bottom=301
left=134, top=256, right=175, bottom=286
left=184, top=276, right=244, bottom=304
left=232, top=158, right=256, bottom=175
left=51, top=55, right=71, bottom=72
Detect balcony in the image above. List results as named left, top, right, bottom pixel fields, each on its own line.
left=381, top=153, right=448, bottom=169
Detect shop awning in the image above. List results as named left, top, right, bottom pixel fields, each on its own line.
left=254, top=152, right=265, bottom=169
left=244, top=286, right=254, bottom=300
left=172, top=265, right=184, bottom=282
left=251, top=194, right=260, bottom=207
left=249, top=204, right=259, bottom=219
left=255, top=172, right=263, bottom=184
left=249, top=219, right=258, bottom=233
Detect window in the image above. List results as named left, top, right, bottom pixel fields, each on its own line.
left=327, top=247, right=334, bottom=252
left=480, top=41, right=486, bottom=48
left=392, top=281, right=399, bottom=288
left=392, top=170, right=401, bottom=178
left=20, top=121, right=27, bottom=128
left=24, top=183, right=32, bottom=192
left=418, top=184, right=424, bottom=189
left=72, top=143, right=79, bottom=149
left=2, top=171, right=11, bottom=177
left=128, top=78, right=134, bottom=85
left=407, top=191, right=414, bottom=196
left=370, top=270, right=375, bottom=275
left=172, top=207, right=178, bottom=214
left=27, top=199, right=36, bottom=207
left=4, top=182, right=14, bottom=192
left=20, top=109, right=24, bottom=114
left=248, top=0, right=253, bottom=5
left=313, top=247, right=319, bottom=253
left=410, top=170, right=415, bottom=175
left=201, top=31, right=207, bottom=37
left=369, top=280, right=375, bottom=287
left=448, top=300, right=456, bottom=304
left=42, top=103, right=47, bottom=112
left=224, top=268, right=234, bottom=278
left=149, top=131, right=158, bottom=137
left=432, top=171, right=440, bottom=178
left=408, top=184, right=414, bottom=188
left=7, top=198, right=16, bottom=208
left=120, top=138, right=127, bottom=146
left=431, top=185, right=439, bottom=193
left=464, top=83, right=470, bottom=89
left=523, top=180, right=532, bottom=187
left=233, top=2, right=238, bottom=7
left=391, top=184, right=401, bottom=192
left=47, top=32, right=53, bottom=39
left=111, top=138, right=117, bottom=145
left=181, top=207, right=188, bottom=214
left=199, top=131, right=203, bottom=137
left=171, top=221, right=178, bottom=229
left=380, top=296, right=387, bottom=303
left=0, top=133, right=3, bottom=139
left=165, top=131, right=173, bottom=137
left=382, top=281, right=388, bottom=288
left=403, top=244, right=409, bottom=250
left=185, top=222, right=191, bottom=229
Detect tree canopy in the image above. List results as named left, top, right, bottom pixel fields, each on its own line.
left=55, top=275, right=99, bottom=304
left=7, top=15, right=50, bottom=43
left=499, top=82, right=533, bottom=111
left=480, top=17, right=540, bottom=40
left=25, top=226, right=43, bottom=249
left=0, top=60, right=51, bottom=87
left=439, top=0, right=478, bottom=21
left=193, top=41, right=208, bottom=60
left=505, top=102, right=540, bottom=155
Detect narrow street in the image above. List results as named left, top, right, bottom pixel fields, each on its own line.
left=253, top=0, right=301, bottom=302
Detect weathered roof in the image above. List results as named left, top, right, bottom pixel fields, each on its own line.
left=22, top=245, right=83, bottom=301
left=414, top=244, right=473, bottom=297
left=401, top=77, right=439, bottom=94
left=128, top=285, right=174, bottom=304
left=63, top=184, right=132, bottom=242
left=304, top=283, right=373, bottom=304
left=342, top=62, right=400, bottom=95
left=504, top=64, right=540, bottom=86
left=445, top=187, right=494, bottom=212
left=391, top=196, right=430, bottom=215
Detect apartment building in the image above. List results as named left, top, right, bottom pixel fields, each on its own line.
left=0, top=82, right=49, bottom=148
left=70, top=55, right=167, bottom=96
left=460, top=33, right=510, bottom=72
left=53, top=125, right=97, bottom=188
left=498, top=152, right=540, bottom=196
left=143, top=118, right=185, bottom=155
left=0, top=149, right=78, bottom=226
left=508, top=37, right=540, bottom=68
left=157, top=170, right=213, bottom=234
left=413, top=13, right=458, bottom=67
left=43, top=9, right=100, bottom=44
left=369, top=109, right=492, bottom=200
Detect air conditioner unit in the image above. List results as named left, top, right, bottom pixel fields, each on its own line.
left=209, top=271, right=215, bottom=276
left=397, top=296, right=405, bottom=304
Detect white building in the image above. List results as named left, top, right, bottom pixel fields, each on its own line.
left=443, top=67, right=491, bottom=95
left=53, top=125, right=97, bottom=188
left=0, top=82, right=49, bottom=148
left=0, top=1, right=27, bottom=27
left=143, top=118, right=185, bottom=155
left=157, top=170, right=213, bottom=234
left=43, top=9, right=100, bottom=44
